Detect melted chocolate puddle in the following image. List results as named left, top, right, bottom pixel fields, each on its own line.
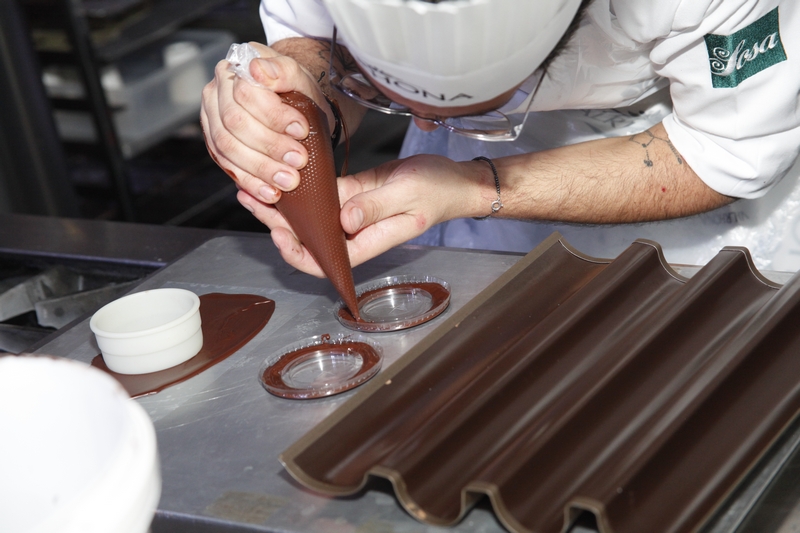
left=337, top=282, right=451, bottom=329
left=92, top=293, right=275, bottom=398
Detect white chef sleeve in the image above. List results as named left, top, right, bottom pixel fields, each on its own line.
left=652, top=0, right=800, bottom=199
left=260, top=0, right=335, bottom=45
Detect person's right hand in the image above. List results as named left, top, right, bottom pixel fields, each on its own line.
left=200, top=41, right=335, bottom=205
left=238, top=154, right=492, bottom=277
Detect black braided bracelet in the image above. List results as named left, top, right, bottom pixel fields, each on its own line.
left=472, top=156, right=504, bottom=220
left=323, top=95, right=343, bottom=149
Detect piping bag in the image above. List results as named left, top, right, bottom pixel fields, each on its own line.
left=225, top=44, right=361, bottom=320
left=277, top=91, right=360, bottom=320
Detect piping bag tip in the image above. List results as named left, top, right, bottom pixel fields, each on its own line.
left=277, top=91, right=361, bottom=321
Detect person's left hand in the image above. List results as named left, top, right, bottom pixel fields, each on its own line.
left=200, top=41, right=335, bottom=208
left=237, top=154, right=486, bottom=277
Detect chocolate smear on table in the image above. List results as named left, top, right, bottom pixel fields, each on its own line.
left=92, top=293, right=275, bottom=398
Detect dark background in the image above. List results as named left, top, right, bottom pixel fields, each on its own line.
left=1, top=0, right=409, bottom=232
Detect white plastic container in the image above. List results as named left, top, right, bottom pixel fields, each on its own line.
left=0, top=356, right=160, bottom=533
left=90, top=288, right=202, bottom=374
left=163, top=40, right=206, bottom=105
left=52, top=29, right=234, bottom=157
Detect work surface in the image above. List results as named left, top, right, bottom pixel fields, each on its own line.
left=34, top=235, right=800, bottom=533
left=35, top=235, right=522, bottom=532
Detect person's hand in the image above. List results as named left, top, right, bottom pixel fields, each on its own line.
left=237, top=154, right=485, bottom=277
left=200, top=42, right=334, bottom=206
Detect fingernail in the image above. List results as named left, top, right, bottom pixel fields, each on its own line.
left=257, top=59, right=278, bottom=80
left=240, top=200, right=254, bottom=213
left=283, top=151, right=303, bottom=168
left=285, top=122, right=305, bottom=139
left=349, top=207, right=364, bottom=230
left=259, top=185, right=278, bottom=202
left=273, top=171, right=296, bottom=190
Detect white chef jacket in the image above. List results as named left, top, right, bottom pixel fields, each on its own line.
left=261, top=0, right=800, bottom=271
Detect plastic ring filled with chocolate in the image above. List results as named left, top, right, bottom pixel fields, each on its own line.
left=335, top=275, right=451, bottom=332
left=260, top=333, right=382, bottom=399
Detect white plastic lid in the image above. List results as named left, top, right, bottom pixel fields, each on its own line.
left=336, top=275, right=451, bottom=332
left=260, top=334, right=383, bottom=399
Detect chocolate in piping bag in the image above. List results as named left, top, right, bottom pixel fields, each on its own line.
left=277, top=91, right=360, bottom=320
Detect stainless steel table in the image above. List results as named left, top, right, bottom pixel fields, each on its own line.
left=34, top=235, right=523, bottom=532
left=32, top=235, right=800, bottom=533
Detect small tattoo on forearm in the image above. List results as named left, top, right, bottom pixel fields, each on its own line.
left=629, top=130, right=683, bottom=168
left=317, top=42, right=358, bottom=76
left=333, top=45, right=358, bottom=73
left=316, top=42, right=359, bottom=75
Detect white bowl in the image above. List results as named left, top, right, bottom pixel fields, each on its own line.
left=0, top=356, right=160, bottom=533
left=90, top=288, right=202, bottom=374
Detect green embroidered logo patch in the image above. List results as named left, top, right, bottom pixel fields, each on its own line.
left=704, top=7, right=787, bottom=88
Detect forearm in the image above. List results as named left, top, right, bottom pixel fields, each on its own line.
left=271, top=37, right=367, bottom=142
left=467, top=122, right=733, bottom=224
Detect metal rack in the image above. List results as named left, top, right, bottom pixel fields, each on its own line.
left=0, top=0, right=79, bottom=218
left=17, top=0, right=234, bottom=222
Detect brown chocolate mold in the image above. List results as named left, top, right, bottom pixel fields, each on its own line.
left=92, top=292, right=275, bottom=398
left=280, top=232, right=800, bottom=533
left=278, top=91, right=359, bottom=320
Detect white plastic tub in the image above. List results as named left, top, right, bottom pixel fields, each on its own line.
left=0, top=356, right=160, bottom=533
left=90, top=288, right=202, bottom=374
